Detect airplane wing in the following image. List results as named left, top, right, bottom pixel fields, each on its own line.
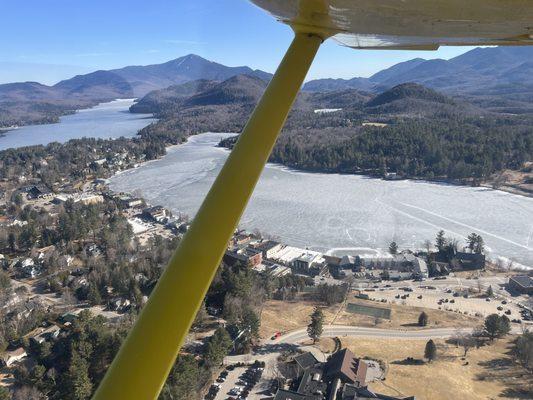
left=250, top=0, right=533, bottom=49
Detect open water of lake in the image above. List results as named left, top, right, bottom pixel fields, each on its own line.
left=110, top=132, right=533, bottom=269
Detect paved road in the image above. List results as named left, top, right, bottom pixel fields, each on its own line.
left=275, top=325, right=473, bottom=344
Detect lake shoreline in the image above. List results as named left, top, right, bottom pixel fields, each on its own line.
left=0, top=99, right=155, bottom=151
left=217, top=137, right=533, bottom=200
left=109, top=132, right=533, bottom=269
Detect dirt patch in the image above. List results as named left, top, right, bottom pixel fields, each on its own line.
left=341, top=336, right=532, bottom=400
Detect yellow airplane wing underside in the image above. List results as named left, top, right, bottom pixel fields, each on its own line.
left=250, top=0, right=533, bottom=49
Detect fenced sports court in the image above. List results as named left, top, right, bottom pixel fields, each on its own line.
left=346, top=303, right=392, bottom=320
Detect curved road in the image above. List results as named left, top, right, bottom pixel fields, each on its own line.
left=274, top=325, right=473, bottom=344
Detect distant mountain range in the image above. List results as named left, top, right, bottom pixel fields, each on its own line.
left=303, top=46, right=533, bottom=113
left=1, top=46, right=532, bottom=128
left=0, top=54, right=272, bottom=104
left=304, top=47, right=533, bottom=92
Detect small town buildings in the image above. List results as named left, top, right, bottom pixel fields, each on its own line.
left=0, top=347, right=27, bottom=367
left=232, top=232, right=255, bottom=247
left=412, top=257, right=429, bottom=278
left=93, top=158, right=107, bottom=166
left=25, top=184, right=53, bottom=200
left=454, top=252, right=485, bottom=270
left=118, top=195, right=144, bottom=209
left=509, top=275, right=533, bottom=295
left=293, top=253, right=325, bottom=275
left=294, top=352, right=319, bottom=376
left=60, top=312, right=78, bottom=325
left=29, top=325, right=61, bottom=345
left=78, top=193, right=104, bottom=205
left=224, top=247, right=263, bottom=267
left=269, top=264, right=292, bottom=277
left=16, top=258, right=41, bottom=278
left=324, top=348, right=368, bottom=388
left=274, top=350, right=413, bottom=400
left=143, top=206, right=170, bottom=223
left=53, top=193, right=104, bottom=205
left=85, top=243, right=102, bottom=257
left=255, top=240, right=283, bottom=259
left=34, top=245, right=56, bottom=261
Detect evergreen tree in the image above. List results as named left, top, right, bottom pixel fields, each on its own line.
left=424, top=339, right=437, bottom=362
left=240, top=307, right=260, bottom=339
left=87, top=283, right=102, bottom=306
left=514, top=331, right=533, bottom=371
left=418, top=311, right=429, bottom=327
left=486, top=285, right=493, bottom=298
left=389, top=241, right=398, bottom=255
left=484, top=314, right=511, bottom=340
left=474, top=235, right=485, bottom=254
left=204, top=328, right=232, bottom=368
left=435, top=230, right=446, bottom=252
left=161, top=355, right=205, bottom=400
left=467, top=233, right=478, bottom=252
left=65, top=351, right=93, bottom=400
left=307, top=307, right=324, bottom=343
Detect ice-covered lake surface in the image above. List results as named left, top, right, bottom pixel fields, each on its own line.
left=0, top=99, right=156, bottom=150
left=110, top=132, right=533, bottom=269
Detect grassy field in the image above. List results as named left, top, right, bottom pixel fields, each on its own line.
left=341, top=336, right=532, bottom=400
left=259, top=296, right=482, bottom=339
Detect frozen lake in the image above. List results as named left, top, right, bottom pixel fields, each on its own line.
left=0, top=99, right=156, bottom=150
left=110, top=132, right=533, bottom=268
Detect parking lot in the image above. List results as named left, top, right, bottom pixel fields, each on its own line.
left=207, top=362, right=266, bottom=400
left=364, top=284, right=525, bottom=322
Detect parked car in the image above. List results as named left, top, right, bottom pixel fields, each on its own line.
left=229, top=387, right=242, bottom=396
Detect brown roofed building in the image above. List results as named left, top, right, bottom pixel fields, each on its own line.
left=324, top=348, right=368, bottom=387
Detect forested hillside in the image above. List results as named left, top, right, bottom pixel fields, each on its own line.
left=134, top=75, right=532, bottom=184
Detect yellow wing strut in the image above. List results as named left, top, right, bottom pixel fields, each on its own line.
left=92, top=31, right=322, bottom=399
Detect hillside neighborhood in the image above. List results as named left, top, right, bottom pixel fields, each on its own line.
left=1, top=159, right=532, bottom=399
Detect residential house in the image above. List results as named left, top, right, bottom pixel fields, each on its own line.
left=16, top=258, right=41, bottom=278
left=26, top=184, right=53, bottom=200
left=454, top=252, right=485, bottom=270
left=30, top=325, right=61, bottom=345
left=34, top=245, right=56, bottom=261
left=1, top=347, right=27, bottom=367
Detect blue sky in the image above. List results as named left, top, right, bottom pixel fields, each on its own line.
left=0, top=0, right=478, bottom=85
